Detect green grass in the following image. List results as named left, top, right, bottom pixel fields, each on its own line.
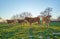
left=0, top=22, right=60, bottom=39
left=50, top=22, right=60, bottom=26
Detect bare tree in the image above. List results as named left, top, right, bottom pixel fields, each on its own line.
left=40, top=7, right=52, bottom=16
left=20, top=12, right=32, bottom=18
left=58, top=16, right=60, bottom=21
left=11, top=12, right=32, bottom=19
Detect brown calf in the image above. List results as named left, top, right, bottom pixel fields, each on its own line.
left=17, top=19, right=27, bottom=26
left=6, top=20, right=16, bottom=24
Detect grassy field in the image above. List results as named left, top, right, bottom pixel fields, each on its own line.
left=0, top=22, right=60, bottom=39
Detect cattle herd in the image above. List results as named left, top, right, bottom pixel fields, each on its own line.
left=0, top=15, right=51, bottom=27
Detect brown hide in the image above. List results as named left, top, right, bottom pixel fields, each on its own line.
left=6, top=20, right=16, bottom=24
left=17, top=19, right=25, bottom=23
left=17, top=19, right=27, bottom=26
left=25, top=16, right=40, bottom=26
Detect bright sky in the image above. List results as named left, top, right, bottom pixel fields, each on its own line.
left=0, top=0, right=60, bottom=19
